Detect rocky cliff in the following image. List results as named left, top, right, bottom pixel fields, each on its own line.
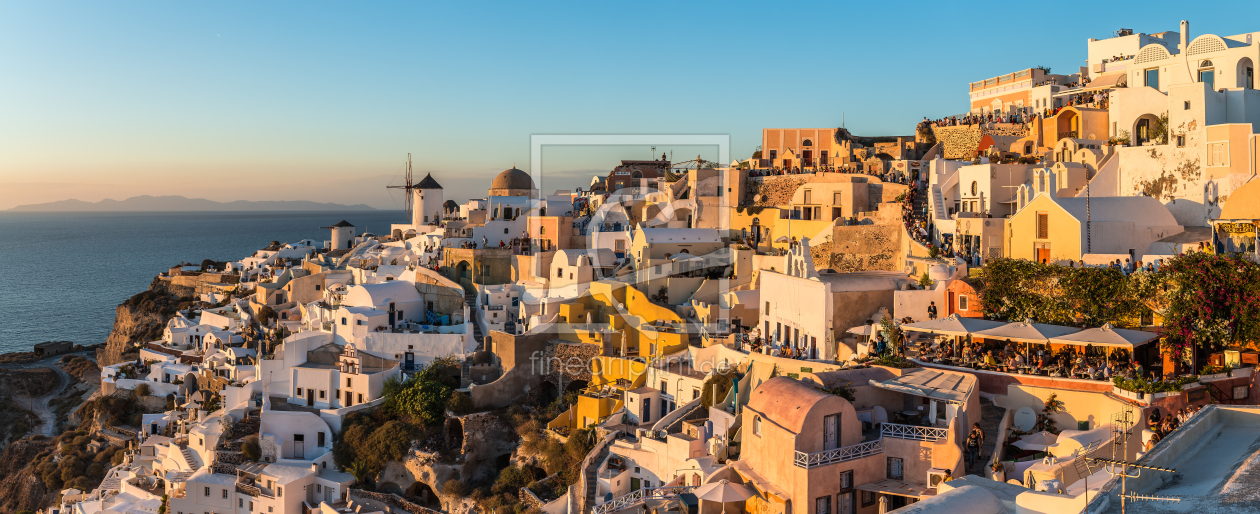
left=0, top=437, right=56, bottom=512
left=97, top=277, right=185, bottom=366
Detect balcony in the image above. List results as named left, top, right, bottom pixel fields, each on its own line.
left=793, top=439, right=883, bottom=468
left=880, top=422, right=949, bottom=442
left=593, top=486, right=696, bottom=514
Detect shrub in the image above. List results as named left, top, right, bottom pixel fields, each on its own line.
left=135, top=383, right=152, bottom=397
left=242, top=435, right=261, bottom=461
left=447, top=393, right=474, bottom=415
left=443, top=478, right=469, bottom=497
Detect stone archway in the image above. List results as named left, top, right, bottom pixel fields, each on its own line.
left=404, top=481, right=442, bottom=510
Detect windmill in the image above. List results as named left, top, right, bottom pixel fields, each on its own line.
left=387, top=153, right=416, bottom=220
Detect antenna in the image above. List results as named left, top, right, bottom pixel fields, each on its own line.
left=1086, top=457, right=1179, bottom=514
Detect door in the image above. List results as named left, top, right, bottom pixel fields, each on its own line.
left=307, top=389, right=315, bottom=407
left=404, top=352, right=415, bottom=371
left=631, top=478, right=641, bottom=491
left=824, top=414, right=840, bottom=450
left=1036, top=247, right=1051, bottom=263
left=641, top=398, right=652, bottom=423
left=837, top=492, right=854, bottom=514
left=293, top=434, right=305, bottom=459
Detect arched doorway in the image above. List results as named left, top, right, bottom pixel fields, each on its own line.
left=1056, top=110, right=1079, bottom=140
left=1238, top=57, right=1254, bottom=89
left=1198, top=60, right=1216, bottom=90
left=1133, top=114, right=1161, bottom=145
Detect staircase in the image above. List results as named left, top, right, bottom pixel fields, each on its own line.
left=178, top=444, right=202, bottom=471
left=464, top=289, right=485, bottom=349
left=582, top=445, right=612, bottom=512
left=931, top=185, right=948, bottom=221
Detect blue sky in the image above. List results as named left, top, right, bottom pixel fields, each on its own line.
left=2, top=1, right=1257, bottom=209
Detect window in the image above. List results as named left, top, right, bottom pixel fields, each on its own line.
left=317, top=484, right=323, bottom=493
left=693, top=388, right=700, bottom=400
left=833, top=192, right=842, bottom=205
left=223, top=488, right=229, bottom=499
left=959, top=295, right=969, bottom=311
left=840, top=470, right=853, bottom=489
left=1199, top=62, right=1215, bottom=90
left=356, top=319, right=364, bottom=326
left=753, top=416, right=762, bottom=436
left=347, top=378, right=352, bottom=387
left=204, top=487, right=210, bottom=497
left=319, top=389, right=325, bottom=399
left=803, top=189, right=813, bottom=204
left=1144, top=68, right=1159, bottom=90
left=1208, top=142, right=1230, bottom=166
left=1176, top=135, right=1185, bottom=147
left=861, top=490, right=876, bottom=507
left=340, top=317, right=347, bottom=325
left=887, top=457, right=904, bottom=480
left=971, top=181, right=978, bottom=196
left=277, top=486, right=283, bottom=497
left=359, top=393, right=364, bottom=403
left=1037, top=213, right=1049, bottom=239
left=1185, top=101, right=1191, bottom=110
left=504, top=228, right=509, bottom=234
left=765, top=302, right=770, bottom=315
left=816, top=496, right=831, bottom=514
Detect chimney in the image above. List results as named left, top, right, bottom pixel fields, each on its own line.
left=1180, top=20, right=1189, bottom=52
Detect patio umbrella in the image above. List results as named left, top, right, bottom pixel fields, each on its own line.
left=1012, top=430, right=1058, bottom=452
left=692, top=480, right=755, bottom=514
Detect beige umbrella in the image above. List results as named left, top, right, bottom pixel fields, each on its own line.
left=692, top=479, right=755, bottom=514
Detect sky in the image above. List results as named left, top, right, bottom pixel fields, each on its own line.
left=2, top=1, right=1259, bottom=210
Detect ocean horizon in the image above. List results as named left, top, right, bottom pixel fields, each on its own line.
left=0, top=210, right=406, bottom=354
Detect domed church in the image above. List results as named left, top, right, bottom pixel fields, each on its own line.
left=489, top=166, right=535, bottom=197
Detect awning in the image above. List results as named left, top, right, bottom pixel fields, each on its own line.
left=1045, top=323, right=1158, bottom=349
left=902, top=315, right=1006, bottom=336
left=856, top=479, right=936, bottom=499
left=972, top=320, right=1081, bottom=343
left=867, top=368, right=974, bottom=404
left=1052, top=72, right=1127, bottom=97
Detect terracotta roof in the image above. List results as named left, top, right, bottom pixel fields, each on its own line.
left=745, top=377, right=831, bottom=434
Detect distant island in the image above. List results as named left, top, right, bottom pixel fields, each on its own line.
left=8, top=195, right=379, bottom=212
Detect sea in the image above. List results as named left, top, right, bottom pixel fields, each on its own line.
left=0, top=210, right=405, bottom=355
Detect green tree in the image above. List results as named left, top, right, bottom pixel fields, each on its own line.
left=395, top=378, right=451, bottom=425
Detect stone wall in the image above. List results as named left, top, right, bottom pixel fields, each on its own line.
left=932, top=124, right=1029, bottom=160
left=743, top=176, right=807, bottom=207
left=811, top=224, right=902, bottom=272
left=545, top=341, right=600, bottom=385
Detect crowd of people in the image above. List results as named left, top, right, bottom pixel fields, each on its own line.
left=1143, top=405, right=1203, bottom=451
left=914, top=337, right=1155, bottom=381
left=931, top=111, right=1029, bottom=127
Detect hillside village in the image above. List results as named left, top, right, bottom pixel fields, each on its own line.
left=15, top=18, right=1260, bottom=514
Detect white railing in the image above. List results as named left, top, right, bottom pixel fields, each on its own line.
left=793, top=439, right=883, bottom=468
left=880, top=422, right=949, bottom=442
left=592, top=486, right=696, bottom=514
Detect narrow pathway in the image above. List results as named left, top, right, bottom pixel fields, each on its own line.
left=1, top=351, right=91, bottom=436
left=973, top=396, right=1004, bottom=474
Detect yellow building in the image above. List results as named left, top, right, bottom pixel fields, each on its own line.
left=554, top=281, right=690, bottom=360
left=1008, top=169, right=1182, bottom=263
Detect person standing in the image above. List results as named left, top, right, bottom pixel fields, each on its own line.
left=966, top=430, right=981, bottom=470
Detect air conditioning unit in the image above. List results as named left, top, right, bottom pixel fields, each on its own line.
left=926, top=468, right=949, bottom=490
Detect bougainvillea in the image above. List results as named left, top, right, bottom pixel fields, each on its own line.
left=975, top=253, right=1260, bottom=361
left=1158, top=252, right=1260, bottom=359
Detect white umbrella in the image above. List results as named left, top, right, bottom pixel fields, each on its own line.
left=1012, top=431, right=1058, bottom=452
left=692, top=479, right=755, bottom=513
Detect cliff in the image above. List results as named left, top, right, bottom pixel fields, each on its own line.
left=97, top=277, right=185, bottom=366
left=0, top=437, right=56, bottom=512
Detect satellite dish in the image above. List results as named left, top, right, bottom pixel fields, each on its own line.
left=1013, top=406, right=1038, bottom=432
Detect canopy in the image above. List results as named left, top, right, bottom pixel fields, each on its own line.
left=1012, top=431, right=1059, bottom=452
left=1078, top=72, right=1128, bottom=93
left=972, top=320, right=1081, bottom=344
left=856, top=479, right=935, bottom=499
left=1046, top=323, right=1158, bottom=349
left=901, top=314, right=1005, bottom=336
left=848, top=324, right=879, bottom=336
left=867, top=368, right=974, bottom=404
left=692, top=480, right=755, bottom=503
